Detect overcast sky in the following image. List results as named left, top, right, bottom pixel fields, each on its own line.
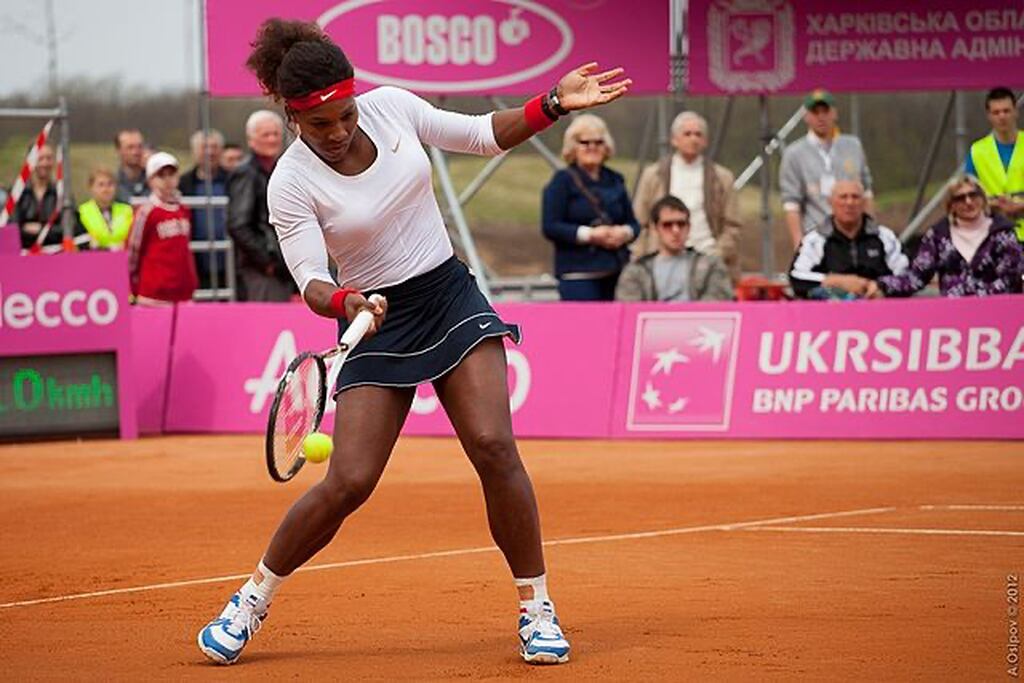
left=1, top=0, right=199, bottom=96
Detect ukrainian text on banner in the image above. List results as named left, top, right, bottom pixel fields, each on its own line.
left=611, top=297, right=1024, bottom=439
left=206, top=0, right=669, bottom=96
left=162, top=302, right=619, bottom=437
left=687, top=0, right=1024, bottom=95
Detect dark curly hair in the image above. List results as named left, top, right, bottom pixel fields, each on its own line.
left=246, top=19, right=353, bottom=102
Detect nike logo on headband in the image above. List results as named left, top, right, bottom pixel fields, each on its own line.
left=319, top=90, right=337, bottom=102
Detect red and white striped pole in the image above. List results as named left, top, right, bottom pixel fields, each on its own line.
left=0, top=119, right=54, bottom=226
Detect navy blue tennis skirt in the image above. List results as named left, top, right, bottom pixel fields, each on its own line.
left=333, top=256, right=521, bottom=396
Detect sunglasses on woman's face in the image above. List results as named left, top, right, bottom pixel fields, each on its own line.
left=951, top=190, right=982, bottom=204
left=577, top=138, right=606, bottom=148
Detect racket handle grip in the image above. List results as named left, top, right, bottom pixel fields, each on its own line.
left=339, top=293, right=384, bottom=350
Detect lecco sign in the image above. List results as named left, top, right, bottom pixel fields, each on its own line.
left=317, top=0, right=574, bottom=92
left=0, top=285, right=119, bottom=330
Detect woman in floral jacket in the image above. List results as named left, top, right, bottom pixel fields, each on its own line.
left=875, top=176, right=1023, bottom=297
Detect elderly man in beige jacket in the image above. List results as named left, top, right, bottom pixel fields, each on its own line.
left=632, top=111, right=742, bottom=280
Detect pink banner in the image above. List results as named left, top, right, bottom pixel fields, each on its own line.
left=163, top=303, right=334, bottom=433
left=0, top=226, right=18, bottom=255
left=0, top=253, right=137, bottom=438
left=402, top=303, right=621, bottom=437
left=163, top=302, right=620, bottom=437
left=131, top=306, right=175, bottom=435
left=206, top=0, right=670, bottom=96
left=687, top=0, right=1024, bottom=95
left=160, top=297, right=1022, bottom=440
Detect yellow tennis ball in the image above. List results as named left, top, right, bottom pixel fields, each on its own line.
left=302, top=432, right=333, bottom=464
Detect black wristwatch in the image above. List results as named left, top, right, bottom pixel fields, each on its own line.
left=540, top=95, right=559, bottom=122
left=548, top=86, right=570, bottom=116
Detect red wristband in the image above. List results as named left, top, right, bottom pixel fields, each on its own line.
left=524, top=94, right=556, bottom=133
left=329, top=288, right=359, bottom=319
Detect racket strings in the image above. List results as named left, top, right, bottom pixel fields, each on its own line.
left=272, top=356, right=324, bottom=476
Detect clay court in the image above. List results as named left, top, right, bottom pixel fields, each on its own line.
left=0, top=436, right=1020, bottom=680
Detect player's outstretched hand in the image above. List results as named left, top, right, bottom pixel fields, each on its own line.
left=556, top=62, right=632, bottom=112
left=344, top=293, right=387, bottom=338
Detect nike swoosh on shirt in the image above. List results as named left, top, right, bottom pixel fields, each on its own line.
left=391, top=136, right=401, bottom=153
left=319, top=89, right=337, bottom=102
left=478, top=322, right=493, bottom=330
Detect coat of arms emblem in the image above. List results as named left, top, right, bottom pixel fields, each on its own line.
left=708, top=0, right=795, bottom=92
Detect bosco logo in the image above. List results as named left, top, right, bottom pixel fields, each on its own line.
left=317, top=0, right=574, bottom=92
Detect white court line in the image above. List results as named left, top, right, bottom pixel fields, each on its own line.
left=918, top=504, right=1024, bottom=512
left=747, top=526, right=1024, bottom=538
left=0, top=506, right=893, bottom=610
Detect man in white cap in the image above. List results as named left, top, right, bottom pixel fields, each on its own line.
left=127, top=151, right=198, bottom=304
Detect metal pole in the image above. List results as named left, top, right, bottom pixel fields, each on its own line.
left=734, top=104, right=805, bottom=191
left=457, top=151, right=508, bottom=206
left=196, top=0, right=224, bottom=300
left=631, top=101, right=658, bottom=198
left=954, top=91, right=967, bottom=166
left=671, top=0, right=687, bottom=99
left=656, top=97, right=670, bottom=157
left=44, top=0, right=59, bottom=95
left=58, top=96, right=73, bottom=246
left=901, top=170, right=960, bottom=244
left=430, top=146, right=491, bottom=299
left=849, top=93, right=861, bottom=138
left=0, top=108, right=62, bottom=119
left=759, top=95, right=773, bottom=277
left=199, top=98, right=218, bottom=297
left=908, top=91, right=955, bottom=223
left=709, top=96, right=734, bottom=161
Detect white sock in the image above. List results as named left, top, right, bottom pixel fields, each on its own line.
left=239, top=559, right=286, bottom=605
left=515, top=574, right=551, bottom=612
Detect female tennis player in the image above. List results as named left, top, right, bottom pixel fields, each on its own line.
left=198, top=19, right=630, bottom=666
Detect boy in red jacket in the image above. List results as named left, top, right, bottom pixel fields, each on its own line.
left=128, top=151, right=198, bottom=304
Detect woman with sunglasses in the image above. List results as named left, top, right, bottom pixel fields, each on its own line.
left=873, top=175, right=1023, bottom=297
left=541, top=114, right=641, bottom=300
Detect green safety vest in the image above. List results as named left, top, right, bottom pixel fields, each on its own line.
left=78, top=200, right=133, bottom=249
left=969, top=132, right=1024, bottom=241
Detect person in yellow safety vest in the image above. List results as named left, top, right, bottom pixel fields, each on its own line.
left=77, top=167, right=133, bottom=250
left=966, top=87, right=1024, bottom=243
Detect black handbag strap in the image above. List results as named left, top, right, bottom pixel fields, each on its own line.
left=566, top=166, right=612, bottom=225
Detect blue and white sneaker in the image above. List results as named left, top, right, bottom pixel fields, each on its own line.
left=197, top=592, right=268, bottom=665
left=518, top=600, right=570, bottom=664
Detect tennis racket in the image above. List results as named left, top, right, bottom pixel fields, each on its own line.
left=265, top=294, right=384, bottom=482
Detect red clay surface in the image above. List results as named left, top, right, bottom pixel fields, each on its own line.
left=0, top=436, right=1021, bottom=680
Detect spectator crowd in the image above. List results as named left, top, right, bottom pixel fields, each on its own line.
left=5, top=87, right=1023, bottom=305
left=6, top=109, right=298, bottom=305
left=541, top=85, right=1022, bottom=301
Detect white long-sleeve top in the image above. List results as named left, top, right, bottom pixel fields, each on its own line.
left=268, top=86, right=502, bottom=294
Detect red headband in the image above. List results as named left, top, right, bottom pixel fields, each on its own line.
left=285, top=78, right=356, bottom=111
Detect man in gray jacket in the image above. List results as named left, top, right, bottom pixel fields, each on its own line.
left=780, top=90, right=874, bottom=249
left=616, top=196, right=733, bottom=302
